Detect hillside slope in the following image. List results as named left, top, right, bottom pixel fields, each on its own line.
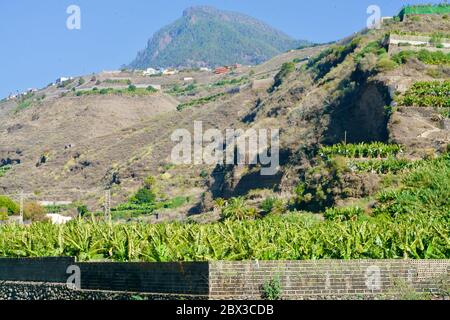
left=0, top=13, right=449, bottom=222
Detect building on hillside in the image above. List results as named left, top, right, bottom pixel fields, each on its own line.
left=38, top=200, right=72, bottom=207
left=162, top=69, right=178, bottom=76
left=55, top=77, right=72, bottom=84
left=183, top=77, right=194, bottom=82
left=143, top=68, right=159, bottom=76
left=102, top=70, right=121, bottom=74
left=200, top=67, right=211, bottom=72
left=214, top=66, right=229, bottom=75
left=46, top=214, right=73, bottom=225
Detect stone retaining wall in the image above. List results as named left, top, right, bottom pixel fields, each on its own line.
left=0, top=258, right=448, bottom=300
left=209, top=260, right=449, bottom=299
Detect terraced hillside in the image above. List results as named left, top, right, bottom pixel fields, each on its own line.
left=0, top=6, right=449, bottom=273
left=0, top=12, right=449, bottom=225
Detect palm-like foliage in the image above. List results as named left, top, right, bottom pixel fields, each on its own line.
left=0, top=155, right=448, bottom=262
left=397, top=81, right=450, bottom=108
left=220, top=197, right=258, bottom=221
left=320, top=143, right=403, bottom=159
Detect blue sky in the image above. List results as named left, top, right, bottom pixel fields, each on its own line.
left=0, top=0, right=444, bottom=98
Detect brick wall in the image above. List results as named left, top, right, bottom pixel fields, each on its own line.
left=209, top=260, right=450, bottom=299
left=1, top=258, right=448, bottom=299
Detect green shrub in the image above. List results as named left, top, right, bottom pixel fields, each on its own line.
left=376, top=58, right=399, bottom=72
left=14, top=100, right=32, bottom=113
left=24, top=202, right=47, bottom=222
left=260, top=197, right=286, bottom=215
left=177, top=93, right=226, bottom=111
left=324, top=207, right=364, bottom=222
left=270, top=62, right=295, bottom=91
left=393, top=49, right=450, bottom=65
left=199, top=170, right=209, bottom=178
left=261, top=277, right=282, bottom=300
left=163, top=196, right=189, bottom=209
left=0, top=165, right=12, bottom=177
left=307, top=39, right=359, bottom=80
left=212, top=77, right=248, bottom=88
left=77, top=205, right=89, bottom=217
left=355, top=40, right=386, bottom=63
left=0, top=208, right=8, bottom=221
left=0, top=196, right=19, bottom=215
left=128, top=85, right=137, bottom=92
left=131, top=187, right=156, bottom=205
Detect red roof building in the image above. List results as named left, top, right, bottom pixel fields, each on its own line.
left=214, top=67, right=229, bottom=75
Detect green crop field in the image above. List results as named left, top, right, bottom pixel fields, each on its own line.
left=0, top=153, right=448, bottom=262
left=397, top=81, right=450, bottom=108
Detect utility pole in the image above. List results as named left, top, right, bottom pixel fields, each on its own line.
left=104, top=189, right=111, bottom=221
left=344, top=131, right=348, bottom=145
left=19, top=190, right=24, bottom=225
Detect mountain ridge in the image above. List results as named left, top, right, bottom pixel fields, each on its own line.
left=128, top=5, right=311, bottom=69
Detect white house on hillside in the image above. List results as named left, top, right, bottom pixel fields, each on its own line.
left=55, top=77, right=72, bottom=84
left=143, top=68, right=159, bottom=76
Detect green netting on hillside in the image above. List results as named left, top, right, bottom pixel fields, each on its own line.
left=399, top=4, right=450, bottom=18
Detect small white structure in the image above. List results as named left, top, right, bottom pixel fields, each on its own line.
left=102, top=70, right=121, bottom=75
left=46, top=214, right=73, bottom=225
left=183, top=77, right=194, bottom=82
left=162, top=69, right=178, bottom=76
left=55, top=77, right=72, bottom=84
left=200, top=67, right=211, bottom=72
left=143, top=68, right=159, bottom=76
left=388, top=34, right=450, bottom=49
left=38, top=201, right=72, bottom=206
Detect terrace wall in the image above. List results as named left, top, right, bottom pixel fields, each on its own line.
left=0, top=257, right=209, bottom=296
left=208, top=260, right=449, bottom=299
left=0, top=258, right=448, bottom=299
